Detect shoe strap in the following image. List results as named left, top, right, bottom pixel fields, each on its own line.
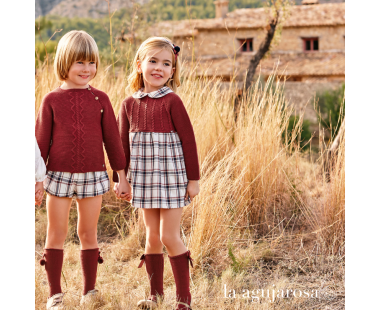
left=138, top=254, right=145, bottom=268
left=148, top=295, right=158, bottom=303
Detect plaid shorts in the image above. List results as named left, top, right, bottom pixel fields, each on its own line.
left=127, top=132, right=191, bottom=209
left=43, top=171, right=110, bottom=199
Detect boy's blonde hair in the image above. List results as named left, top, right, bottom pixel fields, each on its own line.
left=128, top=37, right=181, bottom=93
left=54, top=30, right=100, bottom=81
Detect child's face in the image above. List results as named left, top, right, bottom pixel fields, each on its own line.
left=65, top=60, right=97, bottom=88
left=138, top=48, right=175, bottom=92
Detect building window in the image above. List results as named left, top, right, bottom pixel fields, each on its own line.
left=238, top=38, right=253, bottom=52
left=302, top=37, right=319, bottom=52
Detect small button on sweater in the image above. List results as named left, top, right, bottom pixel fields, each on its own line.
left=113, top=92, right=200, bottom=182
left=35, top=86, right=126, bottom=173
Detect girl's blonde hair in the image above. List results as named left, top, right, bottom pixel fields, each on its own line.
left=54, top=30, right=100, bottom=81
left=128, top=37, right=181, bottom=93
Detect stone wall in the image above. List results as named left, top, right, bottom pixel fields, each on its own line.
left=176, top=25, right=345, bottom=59
left=283, top=81, right=343, bottom=125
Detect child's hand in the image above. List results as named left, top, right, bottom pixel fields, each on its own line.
left=35, top=190, right=43, bottom=206
left=35, top=182, right=44, bottom=206
left=185, top=180, right=200, bottom=203
left=113, top=181, right=132, bottom=201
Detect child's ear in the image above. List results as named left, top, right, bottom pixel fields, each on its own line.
left=137, top=60, right=142, bottom=73
left=171, top=67, right=175, bottom=76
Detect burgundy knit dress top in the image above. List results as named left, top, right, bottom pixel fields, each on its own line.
left=113, top=86, right=200, bottom=209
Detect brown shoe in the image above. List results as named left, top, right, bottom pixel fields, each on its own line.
left=168, top=251, right=194, bottom=310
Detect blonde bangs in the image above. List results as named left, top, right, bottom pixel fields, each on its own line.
left=54, top=30, right=99, bottom=81
left=73, top=38, right=98, bottom=63
left=128, top=37, right=181, bottom=93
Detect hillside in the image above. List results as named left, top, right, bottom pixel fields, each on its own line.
left=36, top=0, right=345, bottom=19
left=36, top=0, right=148, bottom=19
left=35, top=0, right=64, bottom=18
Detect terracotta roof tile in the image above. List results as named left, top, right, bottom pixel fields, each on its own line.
left=154, top=3, right=345, bottom=37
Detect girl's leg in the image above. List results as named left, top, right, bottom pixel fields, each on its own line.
left=159, top=208, right=187, bottom=256
left=142, top=209, right=163, bottom=253
left=161, top=208, right=192, bottom=310
left=43, top=194, right=72, bottom=298
left=76, top=195, right=103, bottom=295
left=137, top=209, right=164, bottom=307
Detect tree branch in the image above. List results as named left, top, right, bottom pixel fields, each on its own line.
left=245, top=7, right=280, bottom=87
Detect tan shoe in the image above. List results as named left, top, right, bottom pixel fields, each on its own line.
left=80, top=289, right=98, bottom=306
left=137, top=296, right=158, bottom=309
left=46, top=293, right=64, bottom=310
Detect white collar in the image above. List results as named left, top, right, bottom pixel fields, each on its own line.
left=132, top=86, right=173, bottom=99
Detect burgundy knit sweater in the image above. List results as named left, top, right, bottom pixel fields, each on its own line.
left=35, top=86, right=126, bottom=173
left=113, top=92, right=200, bottom=182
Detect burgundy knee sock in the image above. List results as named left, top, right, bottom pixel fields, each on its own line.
left=138, top=253, right=164, bottom=300
left=40, top=248, right=64, bottom=298
left=168, top=251, right=193, bottom=309
left=80, top=248, right=103, bottom=295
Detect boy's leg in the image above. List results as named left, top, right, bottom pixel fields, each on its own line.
left=43, top=194, right=72, bottom=297
left=76, top=195, right=103, bottom=295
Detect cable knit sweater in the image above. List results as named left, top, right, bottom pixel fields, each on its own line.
left=113, top=92, right=200, bottom=182
left=35, top=85, right=126, bottom=173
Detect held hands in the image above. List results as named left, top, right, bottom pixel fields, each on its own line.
left=114, top=169, right=132, bottom=201
left=185, top=180, right=200, bottom=203
left=35, top=181, right=44, bottom=206
left=113, top=179, right=132, bottom=201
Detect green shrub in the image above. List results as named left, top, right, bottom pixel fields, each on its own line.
left=316, top=83, right=345, bottom=139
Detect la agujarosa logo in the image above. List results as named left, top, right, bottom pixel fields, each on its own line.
left=224, top=284, right=319, bottom=303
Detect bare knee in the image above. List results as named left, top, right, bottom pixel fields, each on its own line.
left=146, top=231, right=162, bottom=248
left=78, top=229, right=97, bottom=246
left=46, top=226, right=68, bottom=247
left=160, top=233, right=180, bottom=249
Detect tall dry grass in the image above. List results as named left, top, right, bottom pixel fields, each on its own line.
left=320, top=127, right=345, bottom=254
left=35, top=60, right=345, bottom=309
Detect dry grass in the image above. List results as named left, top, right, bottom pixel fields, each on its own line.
left=35, top=62, right=345, bottom=309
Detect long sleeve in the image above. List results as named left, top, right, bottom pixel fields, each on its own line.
left=169, top=97, right=200, bottom=180
left=113, top=99, right=131, bottom=182
left=35, top=94, right=54, bottom=164
left=35, top=137, right=47, bottom=182
left=101, top=95, right=127, bottom=172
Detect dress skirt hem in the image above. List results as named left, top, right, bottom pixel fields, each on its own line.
left=127, top=131, right=191, bottom=209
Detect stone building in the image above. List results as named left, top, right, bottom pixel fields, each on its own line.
left=152, top=0, right=345, bottom=124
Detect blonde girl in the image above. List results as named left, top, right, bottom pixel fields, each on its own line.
left=113, top=37, right=200, bottom=310
left=35, top=30, right=128, bottom=309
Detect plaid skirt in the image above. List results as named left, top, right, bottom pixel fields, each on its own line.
left=127, top=132, right=191, bottom=209
left=43, top=171, right=110, bottom=199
